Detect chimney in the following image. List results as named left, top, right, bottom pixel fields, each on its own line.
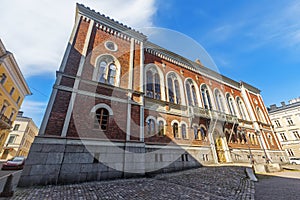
left=270, top=104, right=277, bottom=110
left=195, top=59, right=203, bottom=66
left=17, top=111, right=23, bottom=117
left=280, top=102, right=286, bottom=107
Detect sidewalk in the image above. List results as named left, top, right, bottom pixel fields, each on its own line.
left=5, top=166, right=254, bottom=200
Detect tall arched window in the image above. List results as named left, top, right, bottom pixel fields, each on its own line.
left=147, top=118, right=156, bottom=135
left=158, top=120, right=164, bottom=136
left=95, top=55, right=120, bottom=86
left=173, top=123, right=179, bottom=138
left=94, top=108, right=109, bottom=130
left=236, top=97, right=248, bottom=120
left=167, top=74, right=181, bottom=104
left=201, top=85, right=213, bottom=110
left=226, top=94, right=236, bottom=115
left=200, top=127, right=207, bottom=141
left=182, top=124, right=187, bottom=139
left=146, top=69, right=161, bottom=100
left=185, top=79, right=198, bottom=106
left=257, top=107, right=266, bottom=123
left=215, top=89, right=225, bottom=113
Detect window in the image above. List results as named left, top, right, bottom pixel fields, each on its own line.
left=16, top=96, right=21, bottom=104
left=9, top=111, right=14, bottom=121
left=200, top=127, right=207, bottom=141
left=181, top=124, right=187, bottom=139
left=215, top=90, right=225, bottom=113
left=226, top=94, right=236, bottom=115
left=293, top=131, right=300, bottom=140
left=9, top=87, right=15, bottom=96
left=0, top=104, right=7, bottom=115
left=147, top=118, right=156, bottom=135
left=146, top=69, right=161, bottom=100
left=280, top=133, right=287, bottom=141
left=0, top=73, right=7, bottom=85
left=286, top=149, right=294, bottom=157
left=167, top=74, right=181, bottom=104
left=7, top=135, right=16, bottom=144
left=194, top=126, right=199, bottom=140
left=158, top=120, right=164, bottom=136
left=225, top=131, right=230, bottom=142
left=274, top=120, right=281, bottom=127
left=257, top=107, right=266, bottom=123
left=185, top=79, right=198, bottom=106
left=286, top=117, right=294, bottom=126
left=13, top=124, right=20, bottom=131
left=94, top=108, right=109, bottom=130
left=268, top=134, right=274, bottom=146
left=236, top=97, right=248, bottom=120
left=96, top=55, right=119, bottom=86
left=105, top=41, right=118, bottom=51
left=173, top=123, right=179, bottom=138
left=201, top=85, right=212, bottom=110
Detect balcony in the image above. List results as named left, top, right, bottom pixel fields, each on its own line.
left=191, top=107, right=238, bottom=124
left=0, top=113, right=12, bottom=130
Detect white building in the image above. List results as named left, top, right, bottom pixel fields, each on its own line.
left=0, top=111, right=38, bottom=160
left=269, top=98, right=300, bottom=158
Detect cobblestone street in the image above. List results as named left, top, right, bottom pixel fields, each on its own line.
left=7, top=166, right=253, bottom=200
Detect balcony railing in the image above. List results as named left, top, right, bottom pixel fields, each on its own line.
left=191, top=107, right=238, bottom=123
left=0, top=113, right=12, bottom=129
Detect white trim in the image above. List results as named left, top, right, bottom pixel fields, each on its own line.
left=145, top=115, right=156, bottom=123
left=170, top=119, right=180, bottom=126
left=140, top=106, right=144, bottom=142
left=126, top=103, right=131, bottom=141
left=128, top=38, right=135, bottom=90
left=90, top=103, right=113, bottom=115
left=156, top=117, right=166, bottom=125
left=140, top=42, right=144, bottom=93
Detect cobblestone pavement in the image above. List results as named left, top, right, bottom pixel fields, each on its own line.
left=7, top=166, right=253, bottom=200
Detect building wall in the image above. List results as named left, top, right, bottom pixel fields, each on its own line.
left=0, top=113, right=38, bottom=160
left=0, top=40, right=31, bottom=156
left=269, top=99, right=300, bottom=159
left=19, top=4, right=287, bottom=186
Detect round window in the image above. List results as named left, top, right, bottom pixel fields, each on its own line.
left=105, top=41, right=118, bottom=51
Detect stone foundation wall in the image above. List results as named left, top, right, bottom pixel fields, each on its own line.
left=18, top=137, right=213, bottom=187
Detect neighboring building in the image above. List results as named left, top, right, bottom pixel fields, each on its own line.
left=0, top=39, right=31, bottom=156
left=0, top=111, right=38, bottom=160
left=19, top=4, right=286, bottom=186
left=269, top=98, right=300, bottom=159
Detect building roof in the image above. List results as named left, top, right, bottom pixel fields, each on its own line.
left=76, top=3, right=261, bottom=94
left=268, top=98, right=300, bottom=113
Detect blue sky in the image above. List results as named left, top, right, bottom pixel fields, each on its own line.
left=1, top=0, right=300, bottom=127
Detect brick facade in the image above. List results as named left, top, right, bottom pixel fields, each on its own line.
left=19, top=4, right=288, bottom=186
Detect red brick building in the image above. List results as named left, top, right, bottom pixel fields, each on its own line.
left=19, top=4, right=287, bottom=186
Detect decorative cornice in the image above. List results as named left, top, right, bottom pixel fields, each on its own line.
left=76, top=3, right=147, bottom=43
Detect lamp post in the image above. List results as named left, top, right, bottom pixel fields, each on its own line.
left=255, top=129, right=269, bottom=164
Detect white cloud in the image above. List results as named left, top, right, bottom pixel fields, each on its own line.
left=0, top=0, right=157, bottom=77
left=20, top=100, right=48, bottom=127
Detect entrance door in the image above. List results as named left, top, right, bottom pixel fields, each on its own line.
left=215, top=137, right=226, bottom=163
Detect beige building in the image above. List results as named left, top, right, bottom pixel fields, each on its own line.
left=269, top=98, right=300, bottom=158
left=0, top=111, right=38, bottom=160
left=0, top=39, right=31, bottom=154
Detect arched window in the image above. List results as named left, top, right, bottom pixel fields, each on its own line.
left=185, top=80, right=198, bottom=106
left=95, top=55, right=120, bottom=86
left=257, top=107, right=266, bottom=123
left=147, top=118, right=156, bottom=135
left=226, top=94, right=236, bottom=115
left=158, top=120, right=164, bottom=136
left=236, top=97, right=248, bottom=120
left=225, top=131, right=230, bottom=142
left=194, top=126, right=200, bottom=140
left=200, top=127, right=207, bottom=141
left=146, top=69, right=161, bottom=100
left=215, top=89, right=225, bottom=113
left=167, top=74, right=181, bottom=104
left=173, top=123, right=179, bottom=138
left=94, top=108, right=109, bottom=130
left=182, top=124, right=187, bottom=139
left=201, top=85, right=212, bottom=110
